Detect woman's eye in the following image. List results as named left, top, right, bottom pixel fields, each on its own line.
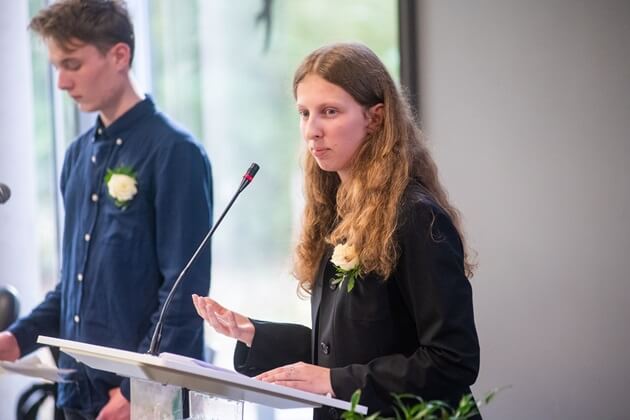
left=324, top=108, right=337, bottom=117
left=298, top=110, right=309, bottom=118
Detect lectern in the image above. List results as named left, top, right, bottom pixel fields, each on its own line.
left=37, top=336, right=367, bottom=419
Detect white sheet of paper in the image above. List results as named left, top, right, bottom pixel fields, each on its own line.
left=158, top=351, right=247, bottom=376
left=0, top=347, right=75, bottom=382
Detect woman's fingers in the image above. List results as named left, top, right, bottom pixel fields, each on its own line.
left=257, top=363, right=299, bottom=382
left=193, top=295, right=217, bottom=325
left=192, top=295, right=221, bottom=325
left=202, top=301, right=232, bottom=334
left=191, top=295, right=247, bottom=340
left=192, top=295, right=210, bottom=318
left=255, top=363, right=333, bottom=395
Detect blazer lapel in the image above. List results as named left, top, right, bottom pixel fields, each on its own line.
left=311, top=247, right=333, bottom=362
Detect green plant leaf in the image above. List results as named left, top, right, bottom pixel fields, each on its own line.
left=351, top=389, right=361, bottom=410
left=344, top=388, right=506, bottom=419
left=476, top=385, right=511, bottom=409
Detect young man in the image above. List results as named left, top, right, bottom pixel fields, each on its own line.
left=0, top=1, right=213, bottom=419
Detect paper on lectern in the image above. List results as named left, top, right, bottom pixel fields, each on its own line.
left=158, top=352, right=246, bottom=376
left=0, top=346, right=75, bottom=382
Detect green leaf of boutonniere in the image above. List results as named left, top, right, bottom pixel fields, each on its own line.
left=331, top=266, right=360, bottom=292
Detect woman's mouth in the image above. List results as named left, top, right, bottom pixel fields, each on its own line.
left=311, top=147, right=330, bottom=158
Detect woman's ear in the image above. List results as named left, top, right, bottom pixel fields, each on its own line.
left=366, top=103, right=384, bottom=133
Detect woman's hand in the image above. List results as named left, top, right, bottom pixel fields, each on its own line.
left=256, top=362, right=334, bottom=396
left=192, top=294, right=255, bottom=346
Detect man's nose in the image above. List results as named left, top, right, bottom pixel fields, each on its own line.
left=57, top=70, right=73, bottom=90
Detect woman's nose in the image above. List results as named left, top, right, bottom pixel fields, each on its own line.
left=304, top=116, right=323, bottom=140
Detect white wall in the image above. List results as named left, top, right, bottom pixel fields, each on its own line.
left=418, top=1, right=630, bottom=418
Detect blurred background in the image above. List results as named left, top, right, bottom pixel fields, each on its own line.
left=1, top=0, right=629, bottom=419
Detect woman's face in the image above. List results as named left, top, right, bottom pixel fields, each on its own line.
left=296, top=74, right=371, bottom=183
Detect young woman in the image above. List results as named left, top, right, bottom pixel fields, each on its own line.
left=193, top=42, right=480, bottom=419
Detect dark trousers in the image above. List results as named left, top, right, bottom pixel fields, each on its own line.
left=63, top=409, right=95, bottom=420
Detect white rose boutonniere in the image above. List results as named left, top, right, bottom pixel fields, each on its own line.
left=104, top=166, right=138, bottom=209
left=330, top=243, right=361, bottom=292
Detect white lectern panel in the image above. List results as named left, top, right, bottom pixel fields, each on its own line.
left=37, top=335, right=367, bottom=415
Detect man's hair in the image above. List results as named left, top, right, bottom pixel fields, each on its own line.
left=29, top=0, right=135, bottom=66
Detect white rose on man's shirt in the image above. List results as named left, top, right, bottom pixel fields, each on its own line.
left=107, top=174, right=137, bottom=202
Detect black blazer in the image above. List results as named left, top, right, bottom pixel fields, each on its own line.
left=235, top=184, right=480, bottom=420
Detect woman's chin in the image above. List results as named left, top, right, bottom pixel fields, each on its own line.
left=315, top=162, right=338, bottom=173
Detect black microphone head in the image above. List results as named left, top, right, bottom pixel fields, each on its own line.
left=238, top=163, right=260, bottom=192
left=0, top=183, right=10, bottom=204
left=247, top=163, right=260, bottom=178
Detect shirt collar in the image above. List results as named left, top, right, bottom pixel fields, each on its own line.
left=94, top=94, right=156, bottom=140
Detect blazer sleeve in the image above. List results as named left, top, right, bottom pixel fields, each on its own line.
left=234, top=320, right=311, bottom=377
left=330, top=201, right=480, bottom=408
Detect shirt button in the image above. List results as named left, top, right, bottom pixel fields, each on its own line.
left=97, top=128, right=103, bottom=135
left=77, top=273, right=83, bottom=282
left=91, top=155, right=97, bottom=164
left=84, top=233, right=91, bottom=242
left=116, top=138, right=123, bottom=145
left=320, top=342, right=330, bottom=355
left=74, top=315, right=80, bottom=323
left=91, top=193, right=99, bottom=202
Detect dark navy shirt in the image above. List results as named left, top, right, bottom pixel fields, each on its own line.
left=10, top=96, right=213, bottom=415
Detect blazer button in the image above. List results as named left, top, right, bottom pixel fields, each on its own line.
left=320, top=341, right=330, bottom=355
left=328, top=407, right=339, bottom=418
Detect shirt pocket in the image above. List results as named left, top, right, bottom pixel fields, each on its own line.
left=99, top=180, right=152, bottom=244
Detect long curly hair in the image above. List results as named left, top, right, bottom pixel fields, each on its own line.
left=293, top=43, right=475, bottom=293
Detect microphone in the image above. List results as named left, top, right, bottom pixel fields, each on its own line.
left=0, top=183, right=10, bottom=204
left=147, top=163, right=260, bottom=356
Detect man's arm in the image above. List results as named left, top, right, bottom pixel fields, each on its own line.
left=4, top=145, right=75, bottom=359
left=6, top=282, right=62, bottom=357
left=148, top=139, right=213, bottom=354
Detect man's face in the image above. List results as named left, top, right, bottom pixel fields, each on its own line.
left=47, top=39, right=123, bottom=114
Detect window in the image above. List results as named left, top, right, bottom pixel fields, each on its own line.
left=27, top=1, right=400, bottom=418
left=28, top=0, right=72, bottom=297
left=146, top=3, right=399, bottom=418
